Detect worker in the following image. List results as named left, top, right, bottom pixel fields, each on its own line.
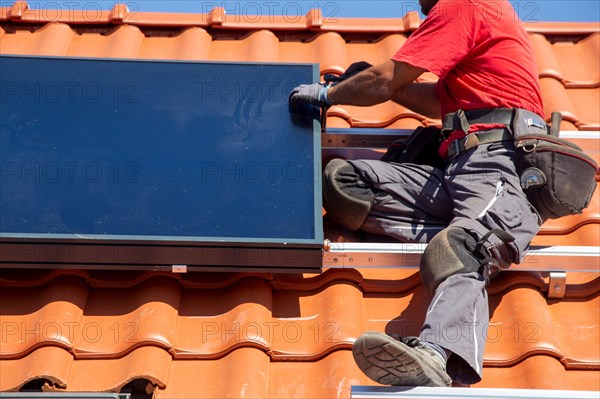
left=289, top=0, right=547, bottom=387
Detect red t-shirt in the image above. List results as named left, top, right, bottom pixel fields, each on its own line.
left=392, top=0, right=544, bottom=118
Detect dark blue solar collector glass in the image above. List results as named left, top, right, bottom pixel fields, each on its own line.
left=0, top=56, right=323, bottom=271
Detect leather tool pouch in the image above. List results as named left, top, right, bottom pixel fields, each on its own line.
left=515, top=134, right=598, bottom=221
left=380, top=126, right=447, bottom=170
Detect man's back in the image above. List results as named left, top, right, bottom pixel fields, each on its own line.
left=393, top=0, right=544, bottom=117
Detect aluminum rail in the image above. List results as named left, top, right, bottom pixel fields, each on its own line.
left=351, top=386, right=600, bottom=399
left=324, top=242, right=600, bottom=272
left=322, top=130, right=600, bottom=161
left=323, top=129, right=600, bottom=147
left=0, top=394, right=129, bottom=399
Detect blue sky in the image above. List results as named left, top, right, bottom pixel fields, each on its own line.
left=5, top=1, right=600, bottom=21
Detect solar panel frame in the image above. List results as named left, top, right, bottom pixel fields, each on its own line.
left=0, top=55, right=324, bottom=271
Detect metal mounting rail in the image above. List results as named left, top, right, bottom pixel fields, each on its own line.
left=0, top=394, right=130, bottom=399
left=323, top=128, right=600, bottom=149
left=351, top=386, right=600, bottom=399
left=322, top=129, right=600, bottom=170
left=324, top=242, right=600, bottom=272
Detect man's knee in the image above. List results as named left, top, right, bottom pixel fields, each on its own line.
left=420, top=227, right=482, bottom=294
left=322, top=159, right=375, bottom=231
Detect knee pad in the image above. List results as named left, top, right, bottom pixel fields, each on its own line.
left=420, top=227, right=482, bottom=294
left=322, top=159, right=375, bottom=231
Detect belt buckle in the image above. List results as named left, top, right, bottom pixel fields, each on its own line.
left=463, top=133, right=480, bottom=151
left=448, top=138, right=462, bottom=160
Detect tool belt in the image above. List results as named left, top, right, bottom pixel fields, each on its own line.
left=443, top=108, right=547, bottom=160
left=380, top=126, right=446, bottom=170
left=442, top=108, right=598, bottom=222
left=514, top=134, right=597, bottom=221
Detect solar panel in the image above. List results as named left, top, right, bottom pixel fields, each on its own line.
left=0, top=55, right=323, bottom=272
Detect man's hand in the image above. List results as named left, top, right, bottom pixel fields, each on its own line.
left=289, top=83, right=332, bottom=108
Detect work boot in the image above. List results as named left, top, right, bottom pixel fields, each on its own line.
left=352, top=332, right=452, bottom=387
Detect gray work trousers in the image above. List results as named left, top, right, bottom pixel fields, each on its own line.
left=348, top=141, right=542, bottom=384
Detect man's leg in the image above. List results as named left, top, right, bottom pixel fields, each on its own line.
left=325, top=158, right=457, bottom=386
left=322, top=159, right=376, bottom=231
left=323, top=158, right=454, bottom=243
left=353, top=225, right=482, bottom=387
left=351, top=142, right=541, bottom=386
left=419, top=266, right=489, bottom=385
left=420, top=142, right=542, bottom=384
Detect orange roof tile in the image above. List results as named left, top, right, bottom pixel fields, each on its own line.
left=1, top=5, right=599, bottom=130
left=0, top=269, right=598, bottom=396
left=0, top=3, right=599, bottom=397
left=479, top=355, right=600, bottom=390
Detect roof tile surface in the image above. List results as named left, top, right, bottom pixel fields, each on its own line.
left=0, top=3, right=599, bottom=397
left=1, top=269, right=599, bottom=395
left=1, top=12, right=599, bottom=130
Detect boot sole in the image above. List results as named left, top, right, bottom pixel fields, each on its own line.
left=352, top=332, right=451, bottom=387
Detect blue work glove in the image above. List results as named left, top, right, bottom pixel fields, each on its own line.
left=289, top=83, right=332, bottom=108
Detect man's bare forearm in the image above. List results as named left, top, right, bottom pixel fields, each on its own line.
left=392, top=82, right=441, bottom=119
left=327, top=60, right=426, bottom=107
left=328, top=69, right=395, bottom=106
